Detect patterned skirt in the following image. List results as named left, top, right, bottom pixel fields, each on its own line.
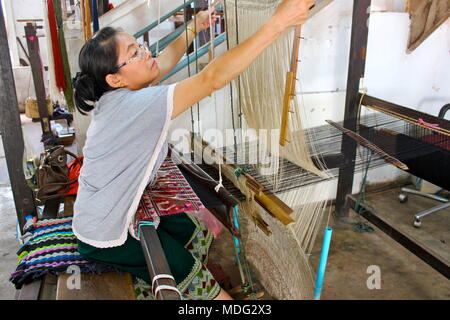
left=78, top=157, right=222, bottom=300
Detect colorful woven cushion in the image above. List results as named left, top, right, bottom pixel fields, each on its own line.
left=10, top=217, right=113, bottom=289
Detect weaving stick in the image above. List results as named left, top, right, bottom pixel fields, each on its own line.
left=280, top=25, right=302, bottom=146
left=325, top=120, right=409, bottom=171
left=280, top=1, right=335, bottom=146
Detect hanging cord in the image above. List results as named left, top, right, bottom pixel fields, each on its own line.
left=356, top=77, right=369, bottom=157
left=234, top=0, right=244, bottom=142
left=147, top=0, right=162, bottom=56
left=351, top=150, right=375, bottom=233
left=355, top=76, right=373, bottom=209
left=214, top=163, right=224, bottom=192
left=206, top=0, right=223, bottom=193
left=182, top=0, right=196, bottom=137
left=156, top=0, right=161, bottom=56
left=356, top=77, right=368, bottom=130
left=193, top=2, right=201, bottom=127
left=208, top=0, right=215, bottom=60
left=222, top=0, right=238, bottom=152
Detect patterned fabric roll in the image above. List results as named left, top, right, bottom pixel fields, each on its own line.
left=132, top=156, right=223, bottom=239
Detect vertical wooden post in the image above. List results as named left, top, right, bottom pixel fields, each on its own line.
left=24, top=23, right=55, bottom=149
left=0, top=4, right=37, bottom=231
left=335, top=0, right=372, bottom=217
left=81, top=0, right=92, bottom=41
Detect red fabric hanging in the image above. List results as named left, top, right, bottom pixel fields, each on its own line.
left=47, top=0, right=66, bottom=92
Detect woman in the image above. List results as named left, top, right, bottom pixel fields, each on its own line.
left=72, top=0, right=315, bottom=300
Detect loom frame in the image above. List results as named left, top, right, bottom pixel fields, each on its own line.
left=335, top=1, right=449, bottom=280
left=334, top=0, right=372, bottom=217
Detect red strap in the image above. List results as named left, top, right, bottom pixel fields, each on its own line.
left=47, top=0, right=66, bottom=91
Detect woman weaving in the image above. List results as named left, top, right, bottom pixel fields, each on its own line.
left=72, top=0, right=315, bottom=300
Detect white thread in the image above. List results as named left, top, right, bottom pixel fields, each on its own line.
left=214, top=163, right=224, bottom=193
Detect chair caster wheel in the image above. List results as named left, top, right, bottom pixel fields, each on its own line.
left=399, top=194, right=408, bottom=203
left=413, top=219, right=422, bottom=228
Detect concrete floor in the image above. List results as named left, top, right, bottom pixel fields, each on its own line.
left=0, top=183, right=20, bottom=300
left=309, top=188, right=450, bottom=300
left=1, top=116, right=448, bottom=300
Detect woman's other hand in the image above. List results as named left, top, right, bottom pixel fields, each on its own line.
left=272, top=0, right=316, bottom=30
left=194, top=6, right=217, bottom=32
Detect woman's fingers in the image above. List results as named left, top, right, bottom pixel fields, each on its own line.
left=196, top=7, right=217, bottom=32
left=274, top=0, right=316, bottom=28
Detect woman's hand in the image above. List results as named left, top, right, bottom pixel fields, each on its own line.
left=272, top=0, right=316, bottom=30
left=193, top=6, right=217, bottom=33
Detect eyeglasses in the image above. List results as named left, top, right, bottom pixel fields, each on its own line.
left=116, top=42, right=150, bottom=70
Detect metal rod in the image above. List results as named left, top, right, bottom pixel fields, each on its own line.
left=401, top=188, right=449, bottom=203
left=415, top=202, right=450, bottom=220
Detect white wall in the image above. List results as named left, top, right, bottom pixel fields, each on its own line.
left=2, top=0, right=51, bottom=110
left=12, top=0, right=49, bottom=68
left=110, top=0, right=129, bottom=8
left=99, top=0, right=176, bottom=37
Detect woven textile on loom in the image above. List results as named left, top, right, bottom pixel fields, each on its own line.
left=10, top=217, right=114, bottom=289
left=132, top=156, right=223, bottom=238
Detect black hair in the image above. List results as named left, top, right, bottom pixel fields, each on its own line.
left=73, top=27, right=120, bottom=115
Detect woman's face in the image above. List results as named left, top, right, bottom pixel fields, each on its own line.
left=114, top=32, right=160, bottom=89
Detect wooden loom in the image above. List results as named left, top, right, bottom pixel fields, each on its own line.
left=330, top=1, right=450, bottom=280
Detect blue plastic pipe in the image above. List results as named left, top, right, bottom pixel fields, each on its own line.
left=314, top=227, right=333, bottom=300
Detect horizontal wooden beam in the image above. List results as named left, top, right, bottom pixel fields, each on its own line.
left=361, top=94, right=450, bottom=134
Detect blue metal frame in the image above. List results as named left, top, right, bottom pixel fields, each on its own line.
left=161, top=32, right=226, bottom=82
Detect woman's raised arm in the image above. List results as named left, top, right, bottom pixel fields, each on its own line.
left=151, top=9, right=215, bottom=85
left=172, top=0, right=315, bottom=119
